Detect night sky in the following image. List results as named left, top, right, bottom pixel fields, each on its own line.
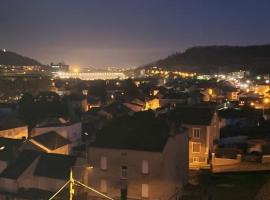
left=1, top=0, right=270, bottom=68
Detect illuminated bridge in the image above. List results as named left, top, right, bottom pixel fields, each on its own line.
left=54, top=71, right=127, bottom=80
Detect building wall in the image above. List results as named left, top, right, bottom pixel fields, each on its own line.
left=187, top=125, right=209, bottom=168
left=0, top=160, right=7, bottom=174
left=31, top=122, right=82, bottom=145
left=88, top=148, right=163, bottom=199
left=0, top=126, right=28, bottom=139
left=51, top=144, right=70, bottom=155
left=0, top=178, right=18, bottom=193
left=31, top=176, right=66, bottom=192
left=186, top=112, right=220, bottom=168
left=87, top=134, right=188, bottom=200
left=162, top=131, right=189, bottom=196
left=28, top=139, right=71, bottom=155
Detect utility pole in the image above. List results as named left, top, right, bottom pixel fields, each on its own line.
left=69, top=170, right=74, bottom=200
left=49, top=168, right=114, bottom=200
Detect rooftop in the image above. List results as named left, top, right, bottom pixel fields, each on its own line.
left=0, top=137, right=23, bottom=161
left=92, top=110, right=171, bottom=152
left=31, top=131, right=71, bottom=150
left=0, top=150, right=40, bottom=179
left=34, top=153, right=76, bottom=180
left=170, top=106, right=216, bottom=125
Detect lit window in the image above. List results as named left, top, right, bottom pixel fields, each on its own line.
left=100, top=179, right=107, bottom=193
left=100, top=156, right=107, bottom=170
left=142, top=160, right=149, bottom=174
left=192, top=143, right=201, bottom=153
left=142, top=184, right=149, bottom=198
left=192, top=157, right=199, bottom=163
left=121, top=166, right=127, bottom=179
left=192, top=128, right=201, bottom=138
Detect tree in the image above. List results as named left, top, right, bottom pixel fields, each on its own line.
left=18, top=93, right=36, bottom=128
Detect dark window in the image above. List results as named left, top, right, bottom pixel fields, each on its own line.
left=121, top=166, right=127, bottom=179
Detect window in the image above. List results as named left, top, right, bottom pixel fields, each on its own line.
left=100, top=179, right=107, bottom=193
left=142, top=184, right=149, bottom=198
left=192, top=157, right=206, bottom=163
left=142, top=160, right=149, bottom=174
left=100, top=156, right=107, bottom=170
left=192, top=157, right=199, bottom=163
left=192, top=142, right=201, bottom=153
left=192, top=128, right=201, bottom=138
left=121, top=166, right=127, bottom=179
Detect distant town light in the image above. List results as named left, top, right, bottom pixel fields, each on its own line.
left=73, top=68, right=79, bottom=73
left=264, top=98, right=270, bottom=104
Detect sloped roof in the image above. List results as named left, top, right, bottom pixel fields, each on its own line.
left=102, top=101, right=132, bottom=114
left=0, top=188, right=54, bottom=200
left=0, top=137, right=23, bottom=161
left=0, top=150, right=40, bottom=179
left=170, top=106, right=215, bottom=125
left=92, top=110, right=171, bottom=152
left=31, top=131, right=71, bottom=150
left=0, top=115, right=26, bottom=131
left=34, top=153, right=76, bottom=180
left=35, top=117, right=78, bottom=127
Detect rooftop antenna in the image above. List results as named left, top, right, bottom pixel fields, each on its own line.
left=48, top=169, right=114, bottom=200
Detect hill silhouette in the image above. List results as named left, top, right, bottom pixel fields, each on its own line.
left=141, top=45, right=270, bottom=73
left=0, top=50, right=42, bottom=66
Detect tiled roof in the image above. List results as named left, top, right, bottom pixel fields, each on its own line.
left=0, top=137, right=23, bottom=161
left=170, top=106, right=215, bottom=125
left=102, top=101, right=132, bottom=116
left=92, top=110, right=171, bottom=152
left=0, top=115, right=26, bottom=131
left=31, top=131, right=70, bottom=150
left=0, top=150, right=40, bottom=179
left=34, top=153, right=76, bottom=180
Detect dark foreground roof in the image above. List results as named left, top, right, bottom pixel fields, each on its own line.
left=0, top=188, right=54, bottom=200
left=34, top=153, right=76, bottom=180
left=32, top=131, right=70, bottom=150
left=169, top=106, right=216, bottom=125
left=92, top=110, right=171, bottom=152
left=0, top=150, right=40, bottom=179
left=0, top=137, right=23, bottom=161
left=0, top=150, right=77, bottom=181
left=0, top=115, right=26, bottom=131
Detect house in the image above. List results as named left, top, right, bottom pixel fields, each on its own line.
left=87, top=111, right=189, bottom=200
left=87, top=96, right=102, bottom=109
left=159, top=92, right=187, bottom=107
left=123, top=98, right=145, bottom=112
left=98, top=101, right=133, bottom=119
left=0, top=150, right=82, bottom=200
left=30, top=131, right=71, bottom=155
left=0, top=115, right=28, bottom=139
left=65, top=93, right=88, bottom=112
left=144, top=97, right=160, bottom=110
left=31, top=117, right=82, bottom=146
left=170, top=106, right=220, bottom=169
